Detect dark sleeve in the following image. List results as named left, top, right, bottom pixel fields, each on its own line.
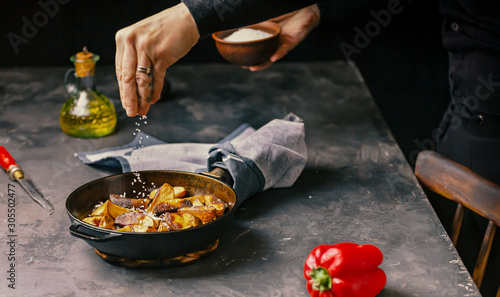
left=182, top=0, right=320, bottom=38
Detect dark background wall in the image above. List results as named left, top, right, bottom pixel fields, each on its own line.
left=1, top=0, right=450, bottom=166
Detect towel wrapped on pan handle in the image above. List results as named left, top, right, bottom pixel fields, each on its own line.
left=76, top=113, right=307, bottom=202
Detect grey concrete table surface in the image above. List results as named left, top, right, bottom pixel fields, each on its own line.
left=0, top=61, right=479, bottom=297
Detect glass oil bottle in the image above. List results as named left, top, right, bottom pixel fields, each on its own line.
left=60, top=47, right=117, bottom=138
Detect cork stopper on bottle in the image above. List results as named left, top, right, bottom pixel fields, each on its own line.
left=74, top=46, right=96, bottom=77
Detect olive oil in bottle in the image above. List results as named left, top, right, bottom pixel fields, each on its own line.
left=60, top=47, right=117, bottom=138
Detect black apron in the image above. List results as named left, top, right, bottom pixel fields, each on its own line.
left=437, top=0, right=500, bottom=184
left=436, top=2, right=499, bottom=295
left=436, top=50, right=500, bottom=184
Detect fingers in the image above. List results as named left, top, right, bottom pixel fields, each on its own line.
left=116, top=30, right=152, bottom=117
left=246, top=37, right=292, bottom=71
left=248, top=61, right=273, bottom=72
left=149, top=66, right=165, bottom=105
left=270, top=39, right=294, bottom=63
left=136, top=53, right=154, bottom=115
left=245, top=5, right=321, bottom=73
left=114, top=3, right=201, bottom=117
left=115, top=31, right=125, bottom=109
left=120, top=44, right=140, bottom=117
left=115, top=30, right=164, bottom=116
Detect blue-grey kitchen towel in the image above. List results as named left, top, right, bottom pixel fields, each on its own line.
left=76, top=113, right=307, bottom=201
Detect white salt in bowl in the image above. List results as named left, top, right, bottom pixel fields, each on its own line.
left=212, top=22, right=281, bottom=67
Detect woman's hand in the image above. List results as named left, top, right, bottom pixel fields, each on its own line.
left=247, top=4, right=321, bottom=71
left=115, top=3, right=200, bottom=117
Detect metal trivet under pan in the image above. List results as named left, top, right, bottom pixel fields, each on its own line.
left=94, top=240, right=219, bottom=268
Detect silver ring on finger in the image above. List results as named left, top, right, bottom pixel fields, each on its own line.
left=137, top=66, right=152, bottom=76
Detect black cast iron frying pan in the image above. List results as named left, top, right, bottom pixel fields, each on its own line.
left=66, top=168, right=237, bottom=260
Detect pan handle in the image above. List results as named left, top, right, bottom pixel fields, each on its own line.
left=201, top=167, right=233, bottom=185
left=69, top=223, right=122, bottom=242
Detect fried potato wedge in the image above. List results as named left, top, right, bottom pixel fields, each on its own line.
left=109, top=194, right=150, bottom=210
left=162, top=212, right=202, bottom=230
left=131, top=225, right=157, bottom=233
left=192, top=198, right=204, bottom=207
left=154, top=199, right=193, bottom=215
left=204, top=195, right=226, bottom=217
left=149, top=189, right=156, bottom=199
left=116, top=225, right=134, bottom=232
left=90, top=202, right=108, bottom=216
left=173, top=187, right=186, bottom=198
left=146, top=183, right=175, bottom=213
left=83, top=215, right=104, bottom=227
left=181, top=213, right=203, bottom=229
left=157, top=222, right=171, bottom=232
left=162, top=213, right=185, bottom=230
left=116, top=225, right=156, bottom=233
left=178, top=206, right=217, bottom=224
left=114, top=212, right=158, bottom=229
left=182, top=195, right=206, bottom=205
left=98, top=215, right=115, bottom=230
left=150, top=186, right=187, bottom=199
left=107, top=200, right=132, bottom=219
left=83, top=213, right=115, bottom=229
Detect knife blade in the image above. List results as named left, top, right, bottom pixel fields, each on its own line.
left=0, top=145, right=55, bottom=215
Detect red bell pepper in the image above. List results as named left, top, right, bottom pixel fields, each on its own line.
left=304, top=242, right=386, bottom=297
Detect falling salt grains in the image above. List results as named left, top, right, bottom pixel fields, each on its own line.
left=129, top=115, right=153, bottom=190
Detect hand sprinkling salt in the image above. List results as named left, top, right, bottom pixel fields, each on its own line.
left=224, top=28, right=272, bottom=42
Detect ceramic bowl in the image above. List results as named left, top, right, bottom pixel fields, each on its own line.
left=212, top=22, right=281, bottom=67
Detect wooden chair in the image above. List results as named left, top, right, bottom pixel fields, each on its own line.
left=415, top=150, right=500, bottom=296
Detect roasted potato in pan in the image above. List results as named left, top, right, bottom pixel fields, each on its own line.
left=110, top=194, right=150, bottom=210
left=161, top=212, right=203, bottom=230
left=178, top=206, right=217, bottom=224
left=154, top=199, right=193, bottom=215
left=83, top=183, right=227, bottom=233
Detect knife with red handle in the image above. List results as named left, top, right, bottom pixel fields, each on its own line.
left=0, top=145, right=54, bottom=215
